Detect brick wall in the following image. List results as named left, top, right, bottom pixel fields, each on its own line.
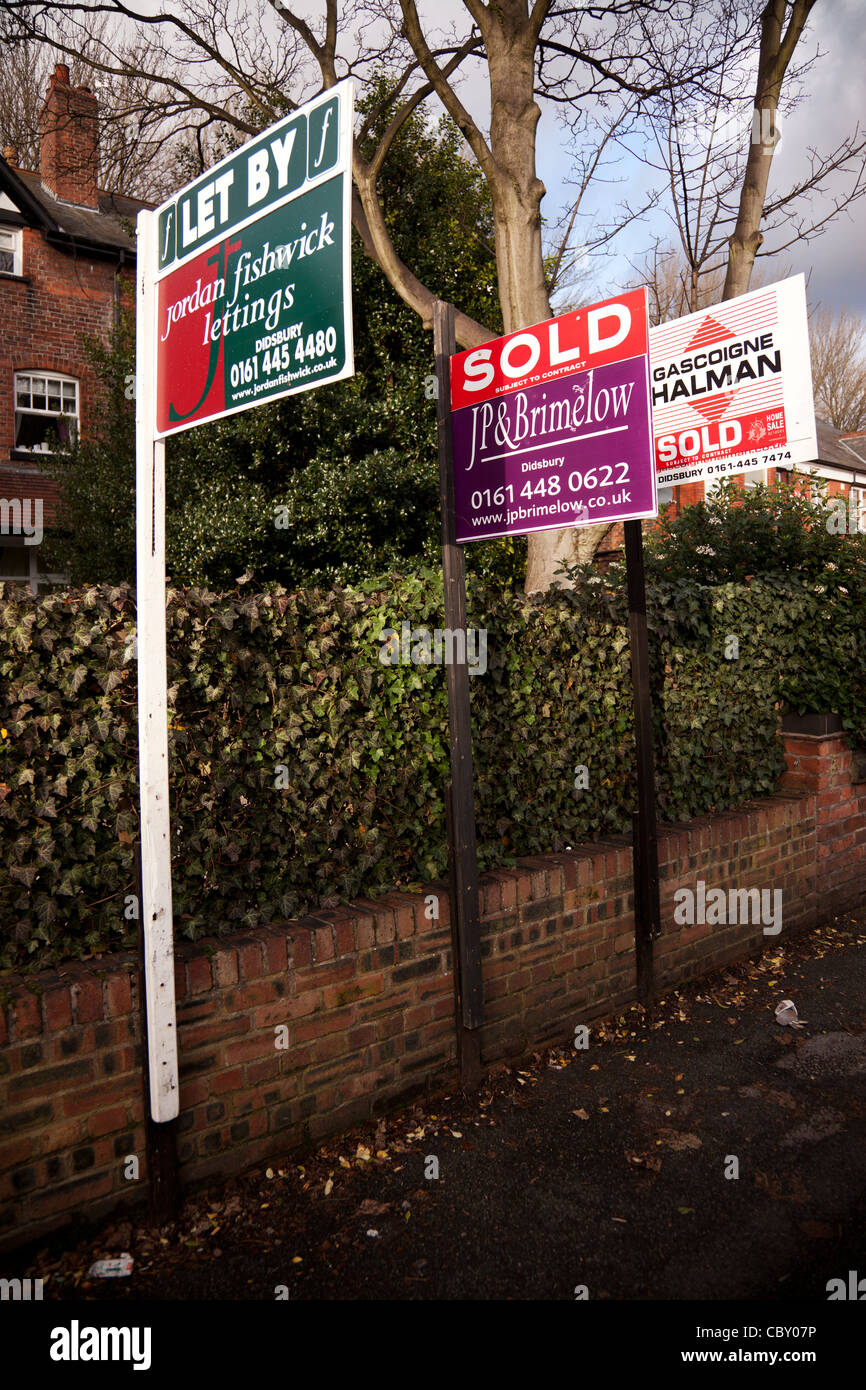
left=781, top=729, right=866, bottom=915
left=1, top=729, right=863, bottom=1252
left=0, top=231, right=126, bottom=497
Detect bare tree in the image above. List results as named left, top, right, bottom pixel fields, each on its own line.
left=724, top=0, right=821, bottom=298
left=0, top=17, right=217, bottom=199
left=630, top=0, right=865, bottom=315
left=626, top=243, right=725, bottom=326
left=545, top=99, right=660, bottom=313
left=0, top=0, right=742, bottom=589
left=809, top=305, right=866, bottom=433
left=0, top=28, right=47, bottom=168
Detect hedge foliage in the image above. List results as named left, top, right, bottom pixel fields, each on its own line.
left=1, top=565, right=862, bottom=971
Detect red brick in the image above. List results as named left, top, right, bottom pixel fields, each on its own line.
left=42, top=986, right=73, bottom=1032
left=0, top=1136, right=36, bottom=1170
left=210, top=1066, right=245, bottom=1095
left=186, top=957, right=212, bottom=994
left=323, top=919, right=350, bottom=956
left=347, top=1023, right=377, bottom=1049
left=231, top=980, right=280, bottom=1010
left=89, top=1106, right=130, bottom=1138
left=286, top=929, right=313, bottom=969
left=373, top=912, right=395, bottom=946
left=311, top=925, right=336, bottom=962
left=252, top=1002, right=292, bottom=1030
left=212, top=949, right=239, bottom=988
left=28, top=1170, right=115, bottom=1220
left=351, top=915, right=376, bottom=950
left=259, top=931, right=288, bottom=974
left=9, top=991, right=41, bottom=1039
left=183, top=1015, right=250, bottom=1049
left=63, top=1079, right=136, bottom=1116
left=223, top=1035, right=276, bottom=1065
left=178, top=1077, right=209, bottom=1108
left=295, top=1006, right=354, bottom=1044
left=287, top=991, right=322, bottom=1019
left=304, top=959, right=355, bottom=989
left=237, top=941, right=265, bottom=979
left=70, top=978, right=103, bottom=1024
left=244, top=1056, right=283, bottom=1086
left=105, top=971, right=133, bottom=1017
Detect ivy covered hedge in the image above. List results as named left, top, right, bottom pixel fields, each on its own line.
left=1, top=567, right=862, bottom=971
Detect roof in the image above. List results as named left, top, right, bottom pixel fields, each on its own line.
left=0, top=157, right=151, bottom=257
left=814, top=416, right=858, bottom=468
left=839, top=431, right=866, bottom=467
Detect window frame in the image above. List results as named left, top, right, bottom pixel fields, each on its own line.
left=13, top=371, right=79, bottom=455
left=0, top=226, right=23, bottom=276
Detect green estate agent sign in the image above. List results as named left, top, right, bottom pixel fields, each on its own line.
left=152, top=82, right=354, bottom=435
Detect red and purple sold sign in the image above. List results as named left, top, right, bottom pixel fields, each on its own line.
left=448, top=288, right=656, bottom=543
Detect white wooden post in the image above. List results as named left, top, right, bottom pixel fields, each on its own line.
left=135, top=208, right=179, bottom=1122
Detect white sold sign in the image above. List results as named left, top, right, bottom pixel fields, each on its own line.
left=649, top=274, right=817, bottom=487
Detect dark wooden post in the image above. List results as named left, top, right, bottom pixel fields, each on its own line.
left=434, top=300, right=483, bottom=1088
left=623, top=519, right=661, bottom=1003
left=134, top=840, right=179, bottom=1224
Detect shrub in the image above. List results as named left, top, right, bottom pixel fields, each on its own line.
left=2, top=564, right=861, bottom=972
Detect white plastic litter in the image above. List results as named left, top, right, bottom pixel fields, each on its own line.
left=775, top=999, right=807, bottom=1030
left=88, top=1254, right=134, bottom=1278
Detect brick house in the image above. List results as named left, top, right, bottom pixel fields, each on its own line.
left=0, top=63, right=147, bottom=592
left=597, top=415, right=866, bottom=562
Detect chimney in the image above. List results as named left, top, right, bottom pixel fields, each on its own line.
left=3, top=145, right=19, bottom=167
left=39, top=63, right=99, bottom=208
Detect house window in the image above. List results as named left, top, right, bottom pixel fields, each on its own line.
left=0, top=540, right=67, bottom=595
left=0, top=227, right=22, bottom=276
left=14, top=372, right=78, bottom=453
left=657, top=485, right=674, bottom=508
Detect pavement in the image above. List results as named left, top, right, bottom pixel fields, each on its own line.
left=10, top=911, right=866, bottom=1302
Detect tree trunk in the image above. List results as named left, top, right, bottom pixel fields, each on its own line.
left=484, top=18, right=609, bottom=592
left=722, top=94, right=779, bottom=301
left=722, top=0, right=816, bottom=302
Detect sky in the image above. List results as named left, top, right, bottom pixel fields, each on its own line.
left=61, top=0, right=866, bottom=319
left=531, top=0, right=866, bottom=317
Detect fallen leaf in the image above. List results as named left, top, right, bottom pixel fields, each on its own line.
left=799, top=1221, right=834, bottom=1239
left=324, top=1178, right=333, bottom=1196
left=658, top=1129, right=701, bottom=1150
left=358, top=1199, right=390, bottom=1216
left=572, top=1108, right=589, bottom=1120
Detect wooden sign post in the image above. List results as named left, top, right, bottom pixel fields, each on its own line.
left=624, top=518, right=661, bottom=1003
left=434, top=301, right=484, bottom=1089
